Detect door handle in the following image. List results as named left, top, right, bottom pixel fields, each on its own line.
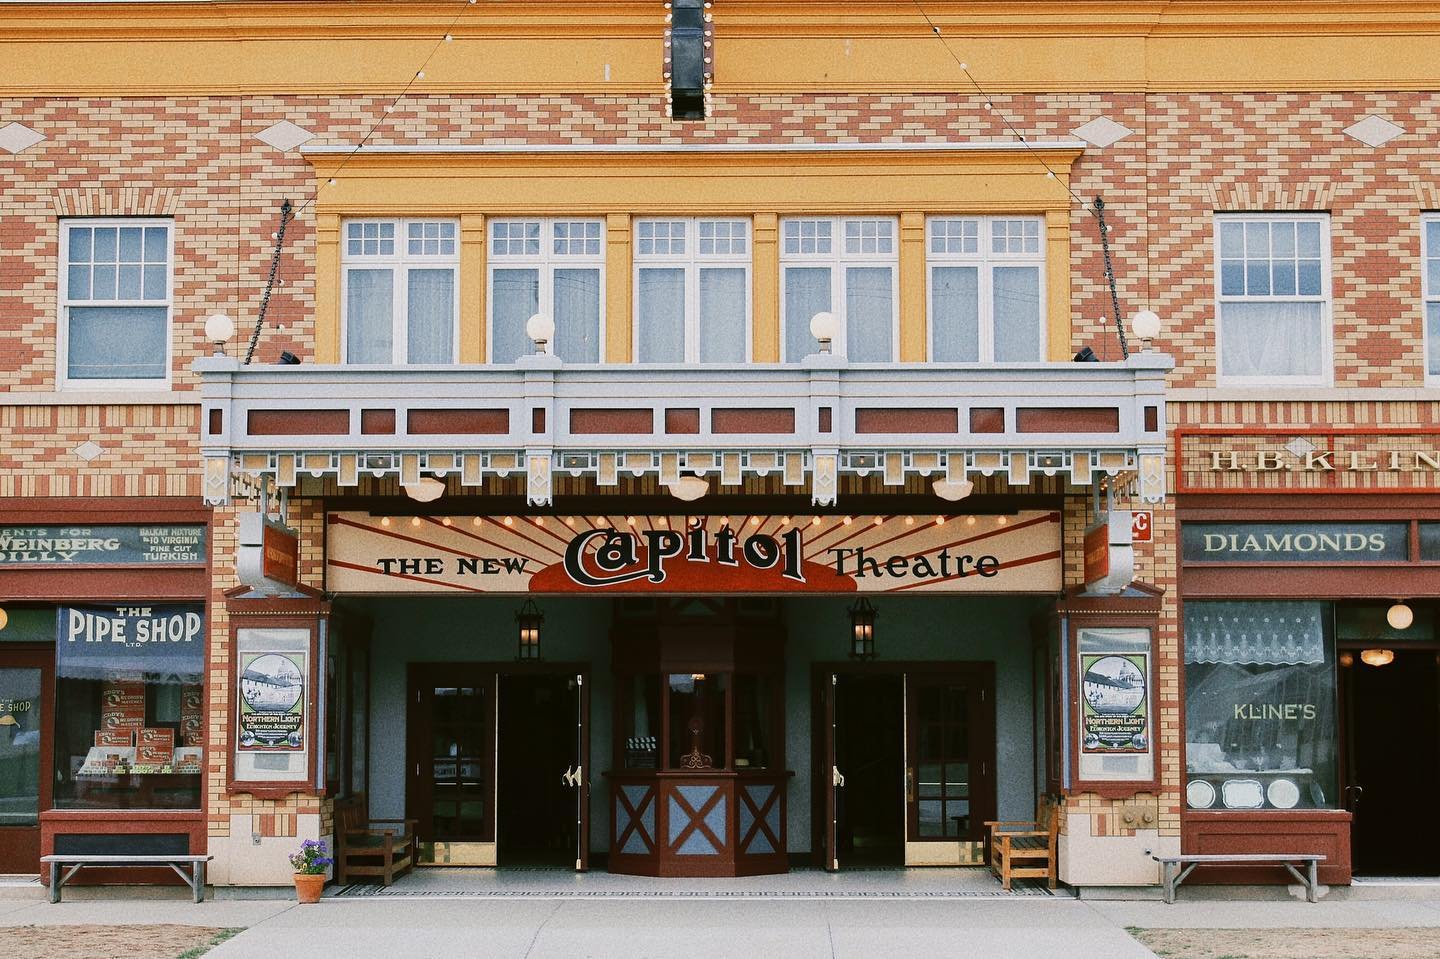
left=1344, top=784, right=1363, bottom=808
left=906, top=767, right=916, bottom=803
left=561, top=765, right=574, bottom=787
left=572, top=765, right=583, bottom=788
left=832, top=766, right=845, bottom=788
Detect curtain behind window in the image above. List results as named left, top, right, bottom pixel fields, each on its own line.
left=1219, top=301, right=1324, bottom=377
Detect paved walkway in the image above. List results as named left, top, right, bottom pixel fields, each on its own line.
left=1, top=872, right=1438, bottom=958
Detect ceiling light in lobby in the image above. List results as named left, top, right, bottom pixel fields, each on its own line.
left=1387, top=602, right=1414, bottom=630
left=932, top=478, right=974, bottom=502
left=403, top=477, right=445, bottom=503
left=1360, top=648, right=1395, bottom=667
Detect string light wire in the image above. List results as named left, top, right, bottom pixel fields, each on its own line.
left=293, top=0, right=477, bottom=218
left=909, top=0, right=1097, bottom=220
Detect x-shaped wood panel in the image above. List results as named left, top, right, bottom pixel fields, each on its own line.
left=615, top=786, right=655, bottom=854
left=669, top=786, right=725, bottom=855
left=738, top=785, right=781, bottom=855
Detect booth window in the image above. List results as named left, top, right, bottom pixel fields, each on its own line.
left=668, top=673, right=727, bottom=769
left=1183, top=601, right=1338, bottom=811
left=59, top=218, right=172, bottom=387
left=1214, top=214, right=1331, bottom=384
left=489, top=218, right=603, bottom=363
left=781, top=217, right=898, bottom=362
left=634, top=218, right=751, bottom=363
left=54, top=606, right=204, bottom=811
left=928, top=216, right=1045, bottom=363
left=343, top=219, right=459, bottom=364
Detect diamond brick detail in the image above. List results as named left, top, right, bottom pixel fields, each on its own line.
left=1342, top=115, right=1404, bottom=148
left=0, top=122, right=45, bottom=155
left=72, top=441, right=105, bottom=462
left=1070, top=116, right=1133, bottom=148
left=254, top=120, right=316, bottom=153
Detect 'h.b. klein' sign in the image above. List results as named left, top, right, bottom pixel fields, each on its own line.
left=324, top=512, right=1062, bottom=594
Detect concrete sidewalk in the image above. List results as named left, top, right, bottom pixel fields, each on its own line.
left=3, top=894, right=1439, bottom=959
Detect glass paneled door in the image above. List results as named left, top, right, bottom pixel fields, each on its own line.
left=904, top=668, right=995, bottom=866
left=0, top=649, right=53, bottom=875
left=407, top=665, right=496, bottom=865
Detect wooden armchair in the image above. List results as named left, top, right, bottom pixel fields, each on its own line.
left=983, top=795, right=1059, bottom=890
left=334, top=793, right=417, bottom=886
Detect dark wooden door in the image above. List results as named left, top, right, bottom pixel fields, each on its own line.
left=573, top=670, right=590, bottom=871
left=905, top=669, right=995, bottom=846
left=0, top=647, right=53, bottom=875
left=407, top=664, right=495, bottom=845
left=822, top=671, right=840, bottom=871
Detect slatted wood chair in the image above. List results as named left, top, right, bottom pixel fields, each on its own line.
left=334, top=793, right=418, bottom=886
left=983, top=795, right=1060, bottom=890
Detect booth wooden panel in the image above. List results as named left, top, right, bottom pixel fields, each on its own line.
left=1182, top=810, right=1352, bottom=885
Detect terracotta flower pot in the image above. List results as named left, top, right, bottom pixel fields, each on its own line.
left=293, top=872, right=326, bottom=904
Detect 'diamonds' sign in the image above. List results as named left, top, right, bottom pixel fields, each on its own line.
left=325, top=511, right=1063, bottom=594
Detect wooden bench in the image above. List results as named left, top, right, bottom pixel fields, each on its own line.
left=41, top=854, right=213, bottom=903
left=335, top=793, right=417, bottom=886
left=984, top=797, right=1059, bottom=891
left=1152, top=853, right=1326, bottom=903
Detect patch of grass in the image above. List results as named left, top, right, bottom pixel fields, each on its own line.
left=175, top=927, right=243, bottom=959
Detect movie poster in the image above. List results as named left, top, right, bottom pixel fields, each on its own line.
left=1080, top=652, right=1150, bottom=753
left=237, top=651, right=306, bottom=752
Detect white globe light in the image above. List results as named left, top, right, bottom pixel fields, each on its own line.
left=1386, top=602, right=1414, bottom=630
left=525, top=313, right=556, bottom=344
left=809, top=311, right=837, bottom=343
left=205, top=312, right=236, bottom=343
left=1131, top=310, right=1162, bottom=340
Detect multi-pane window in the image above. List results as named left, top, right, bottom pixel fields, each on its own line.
left=781, top=217, right=898, bottom=362
left=634, top=218, right=750, bottom=363
left=343, top=219, right=459, bottom=364
left=489, top=219, right=603, bottom=363
left=60, top=219, right=172, bottom=385
left=927, top=216, right=1045, bottom=362
left=1424, top=215, right=1440, bottom=380
left=1214, top=214, right=1330, bottom=383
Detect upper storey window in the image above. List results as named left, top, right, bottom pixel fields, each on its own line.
left=344, top=219, right=458, bottom=364
left=927, top=216, right=1045, bottom=362
left=634, top=218, right=750, bottom=363
left=60, top=219, right=172, bottom=387
left=489, top=219, right=604, bottom=363
left=1214, top=214, right=1331, bottom=384
left=1424, top=215, right=1440, bottom=381
left=782, top=217, right=898, bottom=362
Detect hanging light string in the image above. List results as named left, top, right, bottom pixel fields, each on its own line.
left=909, top=0, right=1098, bottom=220
left=293, top=0, right=478, bottom=218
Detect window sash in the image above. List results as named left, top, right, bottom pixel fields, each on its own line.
left=342, top=219, right=460, bottom=364
left=780, top=217, right=898, bottom=361
left=60, top=218, right=173, bottom=387
left=927, top=216, right=1045, bottom=363
left=1213, top=214, right=1331, bottom=383
left=633, top=218, right=751, bottom=363
left=487, top=219, right=604, bottom=363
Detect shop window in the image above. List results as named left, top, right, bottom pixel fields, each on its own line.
left=1214, top=214, right=1331, bottom=384
left=488, top=218, right=603, bottom=363
left=620, top=673, right=661, bottom=769
left=1424, top=215, right=1440, bottom=382
left=1183, top=601, right=1338, bottom=811
left=59, top=218, right=172, bottom=387
left=781, top=217, right=898, bottom=362
left=0, top=667, right=42, bottom=826
left=54, top=606, right=204, bottom=811
left=634, top=218, right=750, bottom=363
left=667, top=673, right=727, bottom=769
left=732, top=674, right=773, bottom=770
left=928, top=216, right=1045, bottom=362
left=343, top=219, right=459, bottom=364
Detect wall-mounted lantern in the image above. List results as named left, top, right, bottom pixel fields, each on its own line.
left=516, top=599, right=544, bottom=661
left=848, top=598, right=877, bottom=660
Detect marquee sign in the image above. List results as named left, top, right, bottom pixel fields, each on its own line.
left=325, top=512, right=1062, bottom=595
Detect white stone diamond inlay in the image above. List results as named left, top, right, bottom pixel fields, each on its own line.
left=254, top=120, right=316, bottom=153
left=0, top=122, right=45, bottom=155
left=72, top=441, right=105, bottom=462
left=1343, top=115, right=1404, bottom=148
left=1285, top=436, right=1316, bottom=459
left=1070, top=116, right=1133, bottom=148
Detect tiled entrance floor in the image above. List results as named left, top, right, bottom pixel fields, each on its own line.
left=332, top=866, right=1055, bottom=899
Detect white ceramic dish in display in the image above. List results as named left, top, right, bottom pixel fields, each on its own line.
left=1266, top=778, right=1301, bottom=809
left=1186, top=779, right=1217, bottom=809
left=1220, top=778, right=1265, bottom=809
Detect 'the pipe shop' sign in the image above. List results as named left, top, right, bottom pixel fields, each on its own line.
left=325, top=512, right=1061, bottom=594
